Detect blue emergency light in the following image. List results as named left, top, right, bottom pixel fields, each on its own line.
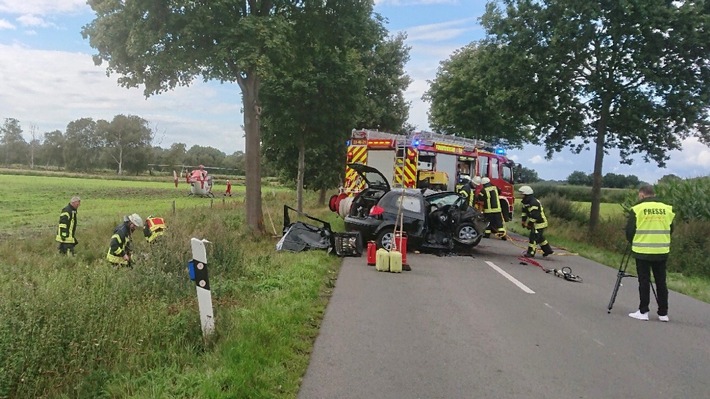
left=346, top=140, right=351, bottom=146
left=495, top=147, right=506, bottom=155
left=412, top=138, right=420, bottom=147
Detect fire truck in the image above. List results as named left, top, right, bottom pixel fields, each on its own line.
left=330, top=129, right=516, bottom=221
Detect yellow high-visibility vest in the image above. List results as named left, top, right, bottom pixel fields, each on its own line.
left=631, top=201, right=675, bottom=255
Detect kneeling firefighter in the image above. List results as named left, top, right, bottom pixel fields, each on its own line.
left=107, top=213, right=143, bottom=267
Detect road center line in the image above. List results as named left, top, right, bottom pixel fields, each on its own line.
left=485, top=261, right=535, bottom=294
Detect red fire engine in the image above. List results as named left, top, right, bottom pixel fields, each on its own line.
left=330, top=129, right=516, bottom=221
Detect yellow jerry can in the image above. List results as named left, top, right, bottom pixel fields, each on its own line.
left=375, top=248, right=390, bottom=272
left=389, top=250, right=402, bottom=273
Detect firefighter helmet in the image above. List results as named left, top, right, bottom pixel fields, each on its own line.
left=128, top=213, right=143, bottom=227
left=458, top=174, right=471, bottom=184
left=471, top=176, right=482, bottom=186
left=481, top=177, right=491, bottom=185
left=519, top=185, right=534, bottom=195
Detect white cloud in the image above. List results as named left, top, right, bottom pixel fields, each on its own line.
left=403, top=18, right=478, bottom=43
left=0, top=44, right=245, bottom=154
left=17, top=14, right=52, bottom=27
left=376, top=0, right=459, bottom=6
left=0, top=0, right=87, bottom=15
left=0, top=17, right=14, bottom=29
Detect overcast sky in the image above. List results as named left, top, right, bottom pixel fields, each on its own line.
left=1, top=0, right=708, bottom=183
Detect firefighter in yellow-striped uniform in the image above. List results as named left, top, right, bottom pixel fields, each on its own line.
left=626, top=185, right=675, bottom=322
left=143, top=216, right=166, bottom=243
left=457, top=175, right=480, bottom=209
left=56, top=196, right=81, bottom=255
left=107, top=213, right=142, bottom=267
left=478, top=177, right=507, bottom=240
left=519, top=185, right=553, bottom=257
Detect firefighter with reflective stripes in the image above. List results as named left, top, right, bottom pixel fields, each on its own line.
left=478, top=177, right=507, bottom=240
left=457, top=175, right=480, bottom=209
left=143, top=216, right=166, bottom=243
left=56, top=196, right=81, bottom=255
left=626, top=185, right=675, bottom=322
left=107, top=213, right=143, bottom=267
left=519, top=185, right=554, bottom=257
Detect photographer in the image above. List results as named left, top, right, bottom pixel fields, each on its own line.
left=626, top=185, right=675, bottom=322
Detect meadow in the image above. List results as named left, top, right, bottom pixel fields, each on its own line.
left=0, top=172, right=340, bottom=399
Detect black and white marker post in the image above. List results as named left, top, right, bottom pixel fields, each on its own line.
left=189, top=238, right=215, bottom=337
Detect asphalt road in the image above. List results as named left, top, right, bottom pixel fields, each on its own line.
left=298, top=235, right=710, bottom=399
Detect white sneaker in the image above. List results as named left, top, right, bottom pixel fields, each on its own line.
left=628, top=310, right=649, bottom=321
left=658, top=315, right=670, bottom=322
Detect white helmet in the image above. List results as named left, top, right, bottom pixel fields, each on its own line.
left=128, top=213, right=143, bottom=227
left=518, top=185, right=534, bottom=195
left=471, top=176, right=482, bottom=186
left=481, top=177, right=491, bottom=185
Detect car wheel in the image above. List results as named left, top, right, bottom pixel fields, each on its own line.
left=456, top=222, right=482, bottom=247
left=376, top=229, right=395, bottom=251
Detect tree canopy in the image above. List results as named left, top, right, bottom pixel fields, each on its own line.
left=469, top=0, right=710, bottom=229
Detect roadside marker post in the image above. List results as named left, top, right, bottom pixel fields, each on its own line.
left=188, top=238, right=215, bottom=338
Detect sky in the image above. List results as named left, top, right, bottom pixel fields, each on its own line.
left=1, top=0, right=708, bottom=183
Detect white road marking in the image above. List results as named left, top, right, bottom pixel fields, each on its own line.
left=485, top=261, right=535, bottom=294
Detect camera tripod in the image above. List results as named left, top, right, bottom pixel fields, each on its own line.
left=607, top=244, right=657, bottom=314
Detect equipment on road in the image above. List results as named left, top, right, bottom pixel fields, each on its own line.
left=607, top=243, right=657, bottom=314
left=518, top=256, right=582, bottom=283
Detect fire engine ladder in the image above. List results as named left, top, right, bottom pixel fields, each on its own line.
left=411, top=131, right=489, bottom=151
left=391, top=134, right=409, bottom=253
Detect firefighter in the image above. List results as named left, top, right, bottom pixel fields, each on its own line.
left=457, top=175, right=474, bottom=208
left=143, top=215, right=166, bottom=243
left=56, top=196, right=81, bottom=255
left=519, top=186, right=554, bottom=257
left=107, top=213, right=143, bottom=267
left=479, top=177, right=507, bottom=240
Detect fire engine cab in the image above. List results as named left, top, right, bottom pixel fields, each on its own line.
left=330, top=129, right=516, bottom=221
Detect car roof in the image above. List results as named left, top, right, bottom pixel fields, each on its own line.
left=347, top=163, right=390, bottom=191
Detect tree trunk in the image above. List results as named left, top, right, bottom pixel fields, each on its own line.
left=297, top=132, right=305, bottom=213
left=590, top=98, right=610, bottom=232
left=318, top=187, right=326, bottom=206
left=239, top=71, right=265, bottom=233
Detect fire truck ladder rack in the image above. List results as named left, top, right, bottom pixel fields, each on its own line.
left=412, top=131, right=488, bottom=150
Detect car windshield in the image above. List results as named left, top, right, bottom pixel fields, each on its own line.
left=426, top=192, right=462, bottom=208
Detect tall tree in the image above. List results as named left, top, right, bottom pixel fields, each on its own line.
left=262, top=2, right=411, bottom=210
left=262, top=0, right=379, bottom=211
left=0, top=118, right=28, bottom=165
left=83, top=0, right=293, bottom=233
left=424, top=42, right=530, bottom=148
left=64, top=118, right=103, bottom=172
left=514, top=164, right=539, bottom=183
left=42, top=130, right=65, bottom=168
left=481, top=0, right=710, bottom=230
left=102, top=114, right=153, bottom=174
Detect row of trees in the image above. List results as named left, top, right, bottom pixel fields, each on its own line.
left=424, top=0, right=710, bottom=230
left=566, top=171, right=642, bottom=188
left=0, top=117, right=248, bottom=175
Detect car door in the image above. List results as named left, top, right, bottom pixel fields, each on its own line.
left=384, top=190, right=426, bottom=239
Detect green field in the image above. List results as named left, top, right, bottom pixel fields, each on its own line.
left=0, top=172, right=338, bottom=399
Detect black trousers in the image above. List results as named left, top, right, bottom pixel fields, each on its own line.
left=635, top=258, right=668, bottom=316
left=526, top=228, right=552, bottom=256
left=58, top=242, right=76, bottom=255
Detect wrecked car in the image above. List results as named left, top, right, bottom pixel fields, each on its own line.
left=340, top=163, right=488, bottom=252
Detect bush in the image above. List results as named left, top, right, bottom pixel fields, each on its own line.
left=521, top=183, right=633, bottom=204
left=539, top=193, right=585, bottom=223
left=668, top=220, right=710, bottom=277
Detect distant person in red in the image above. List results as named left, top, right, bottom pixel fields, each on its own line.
left=225, top=180, right=232, bottom=197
